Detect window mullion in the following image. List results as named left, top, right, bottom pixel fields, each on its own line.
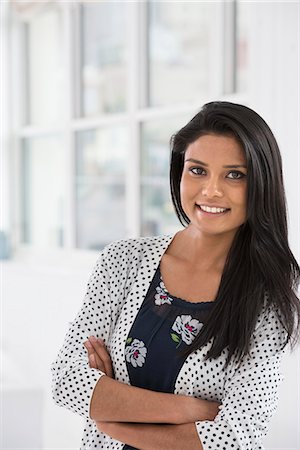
left=138, top=1, right=149, bottom=109
left=63, top=1, right=76, bottom=249
left=11, top=11, right=28, bottom=249
left=223, top=0, right=237, bottom=95
left=73, top=2, right=82, bottom=120
left=126, top=1, right=141, bottom=238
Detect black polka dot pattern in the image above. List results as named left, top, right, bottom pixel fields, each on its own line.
left=192, top=302, right=288, bottom=449
left=51, top=234, right=288, bottom=449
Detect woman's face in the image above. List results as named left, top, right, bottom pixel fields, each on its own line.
left=180, top=133, right=247, bottom=239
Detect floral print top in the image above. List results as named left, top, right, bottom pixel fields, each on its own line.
left=123, top=263, right=214, bottom=450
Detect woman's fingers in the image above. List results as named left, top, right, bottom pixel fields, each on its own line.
left=83, top=340, right=96, bottom=368
left=99, top=341, right=114, bottom=377
left=88, top=336, right=114, bottom=378
left=89, top=353, right=97, bottom=369
left=89, top=337, right=114, bottom=378
left=84, top=337, right=114, bottom=377
left=84, top=341, right=105, bottom=372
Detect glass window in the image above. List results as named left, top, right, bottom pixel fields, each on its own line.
left=21, top=136, right=65, bottom=247
left=25, top=6, right=64, bottom=126
left=141, top=116, right=189, bottom=236
left=80, top=2, right=128, bottom=117
left=236, top=1, right=250, bottom=92
left=148, top=1, right=219, bottom=107
left=76, top=127, right=128, bottom=249
left=13, top=2, right=238, bottom=250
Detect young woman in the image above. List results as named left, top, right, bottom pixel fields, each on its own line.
left=51, top=101, right=300, bottom=450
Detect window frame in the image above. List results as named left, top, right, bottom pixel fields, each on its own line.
left=7, top=0, right=247, bottom=255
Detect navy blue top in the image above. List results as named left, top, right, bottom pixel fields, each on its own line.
left=123, top=263, right=214, bottom=450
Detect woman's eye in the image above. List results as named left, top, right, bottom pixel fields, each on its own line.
left=227, top=171, right=245, bottom=180
left=190, top=167, right=205, bottom=175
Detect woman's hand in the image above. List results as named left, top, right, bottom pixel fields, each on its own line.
left=84, top=336, right=114, bottom=378
left=200, top=399, right=222, bottom=421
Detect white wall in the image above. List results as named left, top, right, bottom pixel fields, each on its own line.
left=247, top=1, right=300, bottom=263
left=2, top=251, right=95, bottom=449
left=246, top=4, right=300, bottom=447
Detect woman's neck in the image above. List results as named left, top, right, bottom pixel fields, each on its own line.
left=170, top=226, right=236, bottom=272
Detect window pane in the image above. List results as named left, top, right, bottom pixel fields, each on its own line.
left=141, top=182, right=177, bottom=236
left=21, top=136, right=65, bottom=247
left=25, top=7, right=64, bottom=126
left=141, top=117, right=189, bottom=236
left=236, top=2, right=250, bottom=92
left=148, top=2, right=219, bottom=107
left=76, top=127, right=128, bottom=249
left=80, top=2, right=128, bottom=117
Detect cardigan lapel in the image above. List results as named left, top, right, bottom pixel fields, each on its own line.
left=111, top=232, right=178, bottom=384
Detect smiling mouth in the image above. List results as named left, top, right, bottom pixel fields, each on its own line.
left=196, top=205, right=230, bottom=215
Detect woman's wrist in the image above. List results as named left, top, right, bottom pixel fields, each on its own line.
left=196, top=398, right=221, bottom=421
left=178, top=396, right=221, bottom=423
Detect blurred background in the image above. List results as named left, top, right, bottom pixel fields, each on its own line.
left=1, top=0, right=299, bottom=449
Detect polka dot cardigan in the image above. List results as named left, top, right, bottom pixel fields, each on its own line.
left=51, top=233, right=288, bottom=450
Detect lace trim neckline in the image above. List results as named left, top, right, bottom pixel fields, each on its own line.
left=157, top=264, right=215, bottom=307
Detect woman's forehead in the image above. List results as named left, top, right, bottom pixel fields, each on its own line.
left=185, top=135, right=246, bottom=165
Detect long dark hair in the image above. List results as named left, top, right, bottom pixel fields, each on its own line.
left=170, top=101, right=300, bottom=369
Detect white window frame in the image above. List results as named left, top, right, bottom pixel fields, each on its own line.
left=7, top=0, right=248, bottom=258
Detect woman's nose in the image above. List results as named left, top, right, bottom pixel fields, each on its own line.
left=201, top=177, right=223, bottom=198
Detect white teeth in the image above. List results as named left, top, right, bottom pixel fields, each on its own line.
left=199, top=205, right=227, bottom=214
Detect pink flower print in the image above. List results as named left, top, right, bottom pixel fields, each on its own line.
left=125, top=339, right=147, bottom=368
left=171, top=315, right=203, bottom=346
left=155, top=282, right=173, bottom=306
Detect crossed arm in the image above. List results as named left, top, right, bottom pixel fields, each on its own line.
left=85, top=337, right=220, bottom=449
left=96, top=422, right=203, bottom=450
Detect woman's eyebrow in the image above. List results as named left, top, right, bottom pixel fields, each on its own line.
left=223, top=164, right=247, bottom=168
left=184, top=158, right=247, bottom=169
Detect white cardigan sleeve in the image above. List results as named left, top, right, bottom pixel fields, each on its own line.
left=195, top=305, right=288, bottom=450
left=51, top=247, right=113, bottom=419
